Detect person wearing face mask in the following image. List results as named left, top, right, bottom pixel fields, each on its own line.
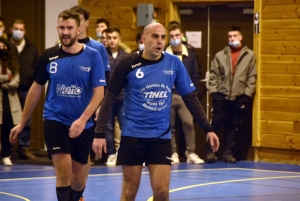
left=131, top=32, right=144, bottom=53
left=165, top=24, right=204, bottom=165
left=8, top=19, right=38, bottom=161
left=207, top=26, right=256, bottom=164
left=0, top=37, right=21, bottom=166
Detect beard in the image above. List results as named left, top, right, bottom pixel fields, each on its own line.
left=59, top=35, right=77, bottom=47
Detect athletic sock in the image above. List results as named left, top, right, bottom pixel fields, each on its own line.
left=70, top=186, right=85, bottom=200
left=56, top=186, right=71, bottom=201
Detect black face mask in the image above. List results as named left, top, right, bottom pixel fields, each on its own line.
left=0, top=49, right=8, bottom=57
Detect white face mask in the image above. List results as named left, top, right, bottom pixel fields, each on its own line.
left=169, top=39, right=181, bottom=47
left=12, top=30, right=24, bottom=41
left=228, top=40, right=240, bottom=48
left=96, top=32, right=102, bottom=38
left=138, top=43, right=144, bottom=51
left=0, top=30, right=2, bottom=37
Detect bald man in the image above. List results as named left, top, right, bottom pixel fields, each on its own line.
left=93, top=23, right=219, bottom=201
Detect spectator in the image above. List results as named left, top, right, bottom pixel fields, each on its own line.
left=165, top=23, right=204, bottom=164
left=8, top=19, right=38, bottom=161
left=207, top=26, right=256, bottom=163
left=0, top=37, right=21, bottom=166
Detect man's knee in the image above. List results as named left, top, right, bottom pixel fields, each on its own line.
left=153, top=187, right=169, bottom=201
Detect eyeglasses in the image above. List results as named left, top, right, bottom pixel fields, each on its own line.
left=169, top=33, right=181, bottom=38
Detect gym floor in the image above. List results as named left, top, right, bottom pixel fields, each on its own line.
left=1, top=160, right=300, bottom=201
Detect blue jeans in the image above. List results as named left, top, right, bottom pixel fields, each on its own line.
left=105, top=100, right=123, bottom=155
left=18, top=90, right=31, bottom=149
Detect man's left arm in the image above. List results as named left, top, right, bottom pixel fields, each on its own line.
left=182, top=91, right=219, bottom=152
left=245, top=53, right=257, bottom=98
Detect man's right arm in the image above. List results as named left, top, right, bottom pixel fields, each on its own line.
left=10, top=82, right=44, bottom=143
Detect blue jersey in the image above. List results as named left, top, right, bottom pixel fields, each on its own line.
left=95, top=51, right=195, bottom=139
left=34, top=44, right=106, bottom=129
left=78, top=37, right=110, bottom=72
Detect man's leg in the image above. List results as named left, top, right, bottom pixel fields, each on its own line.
left=17, top=90, right=36, bottom=160
left=52, top=153, right=72, bottom=201
left=148, top=164, right=171, bottom=201
left=121, top=165, right=143, bottom=201
left=170, top=94, right=179, bottom=163
left=71, top=159, right=88, bottom=200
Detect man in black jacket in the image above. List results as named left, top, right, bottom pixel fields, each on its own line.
left=9, top=19, right=38, bottom=160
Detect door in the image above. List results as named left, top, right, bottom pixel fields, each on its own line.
left=177, top=3, right=254, bottom=160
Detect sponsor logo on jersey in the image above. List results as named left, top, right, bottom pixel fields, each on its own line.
left=190, top=83, right=194, bottom=87
left=163, top=70, right=174, bottom=75
left=99, top=79, right=105, bottom=83
left=49, top=55, right=59, bottom=61
left=56, top=84, right=82, bottom=96
left=143, top=91, right=168, bottom=99
left=79, top=66, right=91, bottom=72
left=53, top=147, right=60, bottom=150
left=131, top=62, right=142, bottom=68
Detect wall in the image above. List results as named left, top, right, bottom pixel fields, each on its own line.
left=45, top=0, right=78, bottom=48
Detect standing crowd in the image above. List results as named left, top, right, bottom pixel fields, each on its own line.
left=2, top=4, right=255, bottom=201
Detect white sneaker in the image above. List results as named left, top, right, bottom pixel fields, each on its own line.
left=2, top=157, right=12, bottom=166
left=186, top=152, right=204, bottom=164
left=171, top=152, right=179, bottom=164
left=106, top=154, right=117, bottom=166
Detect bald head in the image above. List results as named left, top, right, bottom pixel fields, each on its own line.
left=141, top=23, right=166, bottom=61
left=143, top=23, right=166, bottom=35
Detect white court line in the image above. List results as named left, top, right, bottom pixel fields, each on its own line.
left=0, top=192, right=30, bottom=201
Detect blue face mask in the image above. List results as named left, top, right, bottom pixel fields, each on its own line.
left=12, top=30, right=24, bottom=41
left=96, top=32, right=102, bottom=38
left=228, top=40, right=240, bottom=47
left=169, top=39, right=181, bottom=47
left=138, top=43, right=144, bottom=51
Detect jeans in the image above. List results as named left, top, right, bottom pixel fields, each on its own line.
left=106, top=100, right=124, bottom=155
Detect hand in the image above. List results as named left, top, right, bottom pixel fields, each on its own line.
left=10, top=124, right=25, bottom=144
left=1, top=83, right=9, bottom=89
left=69, top=118, right=86, bottom=138
left=206, top=132, right=219, bottom=153
left=94, top=106, right=100, bottom=121
left=92, top=138, right=107, bottom=159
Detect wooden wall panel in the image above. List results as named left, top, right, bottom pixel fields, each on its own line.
left=261, top=64, right=300, bottom=74
left=260, top=111, right=300, bottom=122
left=256, top=147, right=300, bottom=165
left=259, top=134, right=300, bottom=149
left=261, top=29, right=300, bottom=41
left=261, top=55, right=300, bottom=64
left=260, top=86, right=300, bottom=97
left=261, top=41, right=300, bottom=54
left=260, top=74, right=300, bottom=86
left=262, top=5, right=300, bottom=19
left=260, top=97, right=300, bottom=113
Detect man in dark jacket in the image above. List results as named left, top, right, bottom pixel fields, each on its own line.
left=9, top=19, right=38, bottom=160
left=105, top=27, right=128, bottom=166
left=165, top=23, right=204, bottom=164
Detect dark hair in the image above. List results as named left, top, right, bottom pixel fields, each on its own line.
left=106, top=27, right=121, bottom=36
left=70, top=6, right=90, bottom=20
left=168, top=23, right=182, bottom=32
left=135, top=32, right=142, bottom=42
left=0, top=17, right=4, bottom=23
left=58, top=9, right=80, bottom=27
left=167, top=20, right=180, bottom=30
left=95, top=18, right=110, bottom=27
left=12, top=19, right=25, bottom=28
left=229, top=26, right=242, bottom=33
left=0, top=37, right=19, bottom=75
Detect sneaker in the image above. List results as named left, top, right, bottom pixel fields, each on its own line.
left=186, top=152, right=204, bottom=164
left=2, top=157, right=12, bottom=166
left=206, top=152, right=218, bottom=163
left=222, top=152, right=236, bottom=163
left=106, top=154, right=117, bottom=166
left=79, top=196, right=85, bottom=201
left=171, top=152, right=179, bottom=164
left=19, top=147, right=36, bottom=160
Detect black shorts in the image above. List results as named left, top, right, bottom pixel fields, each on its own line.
left=44, top=119, right=93, bottom=164
left=117, top=136, right=172, bottom=166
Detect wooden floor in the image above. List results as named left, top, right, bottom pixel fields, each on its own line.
left=0, top=160, right=300, bottom=201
